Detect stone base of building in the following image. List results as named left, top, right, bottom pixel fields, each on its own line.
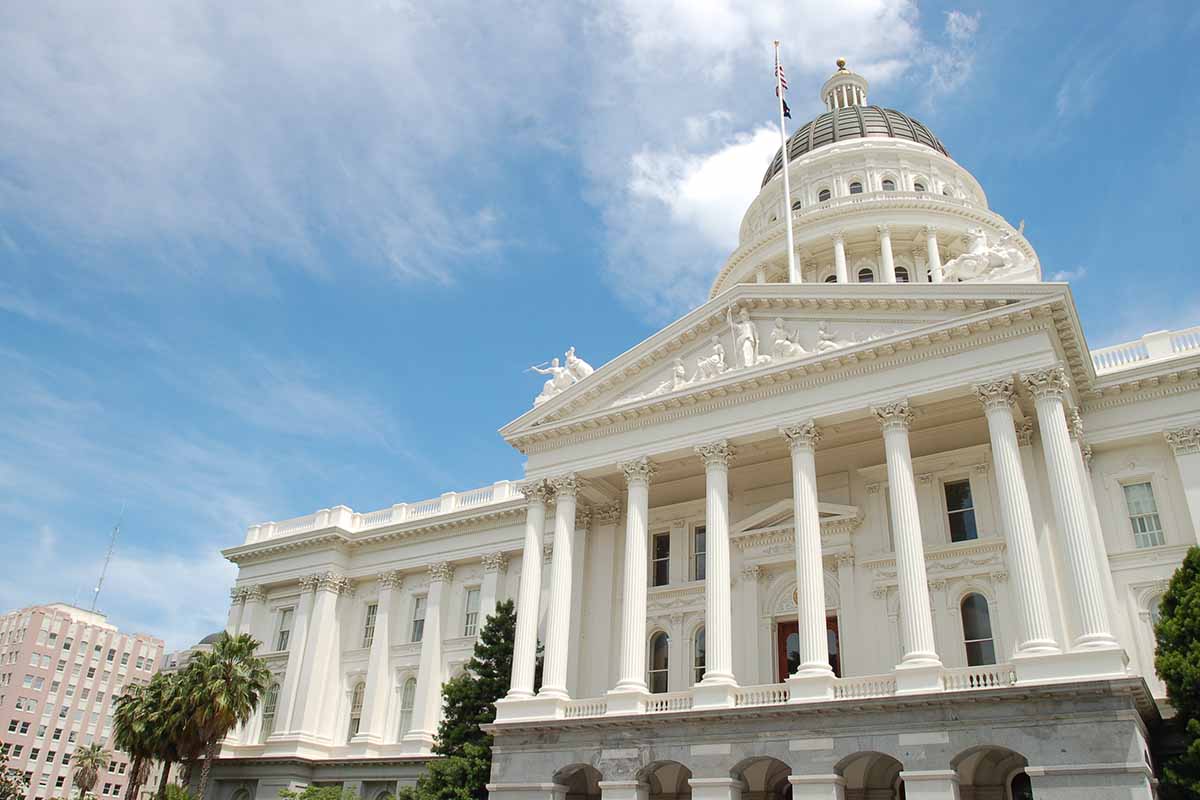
left=485, top=678, right=1163, bottom=800
left=195, top=755, right=431, bottom=800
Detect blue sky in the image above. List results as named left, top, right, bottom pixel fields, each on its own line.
left=2, top=0, right=1198, bottom=649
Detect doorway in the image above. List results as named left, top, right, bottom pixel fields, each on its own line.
left=776, top=616, right=841, bottom=681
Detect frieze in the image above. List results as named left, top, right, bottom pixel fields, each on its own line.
left=732, top=511, right=864, bottom=552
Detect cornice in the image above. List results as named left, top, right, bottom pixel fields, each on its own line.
left=732, top=512, right=864, bottom=551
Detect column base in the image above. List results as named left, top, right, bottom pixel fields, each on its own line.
left=893, top=661, right=944, bottom=695
left=399, top=730, right=434, bottom=756
left=486, top=783, right=569, bottom=800
left=597, top=781, right=648, bottom=800
left=348, top=731, right=387, bottom=755
left=604, top=687, right=650, bottom=716
left=494, top=694, right=566, bottom=723
left=786, top=671, right=836, bottom=702
left=692, top=680, right=737, bottom=710
left=1014, top=646, right=1128, bottom=685
left=787, top=775, right=846, bottom=800
left=897, top=770, right=960, bottom=800
left=688, top=778, right=742, bottom=800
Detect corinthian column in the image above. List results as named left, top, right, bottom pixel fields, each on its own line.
left=878, top=224, right=897, bottom=283
left=832, top=232, right=849, bottom=284
left=782, top=421, right=836, bottom=700
left=356, top=571, right=400, bottom=746
left=974, top=380, right=1059, bottom=656
left=539, top=475, right=579, bottom=700
left=873, top=401, right=942, bottom=692
left=924, top=226, right=943, bottom=283
left=404, top=562, right=453, bottom=752
left=1165, top=427, right=1200, bottom=543
left=225, top=588, right=246, bottom=635
left=506, top=480, right=552, bottom=700
left=693, top=441, right=736, bottom=707
left=610, top=457, right=655, bottom=711
left=1021, top=367, right=1119, bottom=651
left=239, top=585, right=265, bottom=640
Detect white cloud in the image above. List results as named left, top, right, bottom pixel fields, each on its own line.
left=1049, top=266, right=1087, bottom=282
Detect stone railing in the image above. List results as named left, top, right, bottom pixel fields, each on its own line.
left=832, top=673, right=897, bottom=700
left=244, top=480, right=523, bottom=544
left=733, top=683, right=790, bottom=708
left=941, top=663, right=1017, bottom=691
left=790, top=189, right=979, bottom=222
left=563, top=698, right=608, bottom=719
left=1091, top=326, right=1200, bottom=374
left=645, top=691, right=695, bottom=713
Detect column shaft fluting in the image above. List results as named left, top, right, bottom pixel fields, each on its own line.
left=407, top=563, right=451, bottom=743
left=615, top=458, right=654, bottom=693
left=508, top=482, right=550, bottom=698
left=359, top=573, right=399, bottom=741
left=874, top=402, right=940, bottom=665
left=696, top=442, right=735, bottom=685
left=1023, top=369, right=1118, bottom=649
left=539, top=476, right=579, bottom=699
left=975, top=381, right=1059, bottom=655
left=783, top=422, right=834, bottom=676
left=878, top=225, right=897, bottom=283
left=925, top=226, right=943, bottom=283
left=833, top=234, right=849, bottom=283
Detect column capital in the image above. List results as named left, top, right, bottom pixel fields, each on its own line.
left=594, top=501, right=622, bottom=523
left=378, top=570, right=403, bottom=590
left=550, top=473, right=580, bottom=498
left=1067, top=408, right=1085, bottom=441
left=299, top=574, right=322, bottom=593
left=876, top=223, right=891, bottom=236
left=1165, top=426, right=1200, bottom=455
left=923, top=224, right=938, bottom=236
left=740, top=563, right=763, bottom=583
left=306, top=572, right=351, bottom=594
left=428, top=561, right=455, bottom=584
left=575, top=505, right=593, bottom=531
left=1021, top=366, right=1070, bottom=400
left=831, top=230, right=846, bottom=244
left=229, top=587, right=248, bottom=604
left=620, top=456, right=656, bottom=485
left=695, top=439, right=734, bottom=468
left=244, top=585, right=267, bottom=603
left=481, top=551, right=509, bottom=573
left=780, top=420, right=821, bottom=450
left=517, top=479, right=555, bottom=505
left=872, top=399, right=913, bottom=432
left=973, top=378, right=1015, bottom=411
left=1016, top=419, right=1034, bottom=447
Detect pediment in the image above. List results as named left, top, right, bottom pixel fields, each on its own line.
left=501, top=282, right=1074, bottom=447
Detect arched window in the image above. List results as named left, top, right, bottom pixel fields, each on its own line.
left=398, top=677, right=417, bottom=736
left=942, top=186, right=953, bottom=197
left=913, top=181, right=926, bottom=192
left=791, top=200, right=802, bottom=212
left=1010, top=773, right=1033, bottom=800
left=961, top=594, right=996, bottom=666
left=817, top=188, right=831, bottom=202
left=857, top=268, right=875, bottom=283
left=259, top=683, right=279, bottom=742
left=882, top=178, right=896, bottom=191
left=347, top=681, right=365, bottom=740
left=849, top=181, right=863, bottom=194
left=693, top=628, right=706, bottom=685
left=648, top=632, right=669, bottom=694
left=895, top=266, right=910, bottom=283
left=824, top=274, right=838, bottom=283
left=1149, top=594, right=1164, bottom=628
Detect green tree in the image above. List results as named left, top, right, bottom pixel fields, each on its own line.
left=184, top=633, right=271, bottom=800
left=0, top=746, right=30, bottom=800
left=1156, top=546, right=1200, bottom=796
left=71, top=743, right=112, bottom=800
left=278, top=786, right=362, bottom=800
left=398, top=600, right=517, bottom=800
left=113, top=682, right=156, bottom=800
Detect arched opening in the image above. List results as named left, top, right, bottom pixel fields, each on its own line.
left=231, top=789, right=250, bottom=800
left=259, top=683, right=279, bottom=742
left=894, top=266, right=910, bottom=283
left=692, top=627, right=705, bottom=685
left=952, top=746, right=1030, bottom=799
left=824, top=274, right=838, bottom=283
left=882, top=178, right=897, bottom=191
left=731, top=756, right=791, bottom=800
left=913, top=181, right=926, bottom=192
left=818, top=188, right=831, bottom=202
left=640, top=761, right=692, bottom=800
left=398, top=676, right=417, bottom=736
left=836, top=752, right=904, bottom=800
left=347, top=680, right=365, bottom=740
left=849, top=181, right=864, bottom=194
left=857, top=268, right=875, bottom=283
left=649, top=631, right=670, bottom=693
left=555, top=764, right=602, bottom=800
left=961, top=593, right=996, bottom=666
left=373, top=791, right=392, bottom=800
left=791, top=200, right=802, bottom=212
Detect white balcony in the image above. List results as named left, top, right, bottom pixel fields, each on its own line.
left=1091, top=326, right=1200, bottom=373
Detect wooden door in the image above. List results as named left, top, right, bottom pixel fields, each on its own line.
left=776, top=616, right=842, bottom=682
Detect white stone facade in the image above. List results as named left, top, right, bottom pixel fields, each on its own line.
left=209, top=63, right=1198, bottom=800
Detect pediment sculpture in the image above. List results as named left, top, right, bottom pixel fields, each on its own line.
left=529, top=346, right=594, bottom=406
left=941, top=225, right=1033, bottom=282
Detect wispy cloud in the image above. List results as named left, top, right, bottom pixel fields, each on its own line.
left=1049, top=266, right=1087, bottom=282
left=924, top=10, right=982, bottom=102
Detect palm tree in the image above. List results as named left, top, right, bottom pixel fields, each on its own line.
left=71, top=743, right=111, bottom=800
left=113, top=684, right=156, bottom=800
left=185, top=633, right=270, bottom=800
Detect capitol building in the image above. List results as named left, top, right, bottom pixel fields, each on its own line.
left=206, top=62, right=1200, bottom=800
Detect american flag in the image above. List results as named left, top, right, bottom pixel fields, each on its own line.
left=775, top=59, right=789, bottom=92
left=775, top=57, right=791, bottom=117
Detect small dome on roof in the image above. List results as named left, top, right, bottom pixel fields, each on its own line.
left=198, top=632, right=224, bottom=645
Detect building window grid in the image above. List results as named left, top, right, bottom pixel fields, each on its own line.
left=275, top=608, right=294, bottom=652
left=693, top=627, right=706, bottom=685
left=960, top=593, right=997, bottom=666
left=648, top=632, right=670, bottom=694
left=944, top=479, right=979, bottom=542
left=691, top=526, right=706, bottom=582
left=651, top=533, right=670, bottom=587
left=398, top=677, right=417, bottom=736
left=361, top=604, right=378, bottom=649
left=347, top=681, right=365, bottom=741
left=463, top=588, right=481, bottom=637
left=411, top=597, right=427, bottom=643
left=1123, top=481, right=1166, bottom=548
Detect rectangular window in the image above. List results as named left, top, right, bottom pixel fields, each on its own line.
left=361, top=603, right=378, bottom=649
left=691, top=526, right=706, bottom=581
left=944, top=480, right=978, bottom=542
left=651, top=532, right=671, bottom=587
left=1124, top=482, right=1165, bottom=548
left=463, top=588, right=481, bottom=637
left=411, top=596, right=427, bottom=643
left=119, top=653, right=129, bottom=667
left=275, top=608, right=294, bottom=652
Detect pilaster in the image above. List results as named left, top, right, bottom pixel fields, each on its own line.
left=1165, top=426, right=1200, bottom=543
left=693, top=440, right=737, bottom=709
left=402, top=562, right=453, bottom=753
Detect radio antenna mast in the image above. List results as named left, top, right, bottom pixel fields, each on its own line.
left=91, top=505, right=124, bottom=612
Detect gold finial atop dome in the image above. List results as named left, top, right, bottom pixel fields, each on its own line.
left=820, top=58, right=867, bottom=110
left=836, top=57, right=847, bottom=70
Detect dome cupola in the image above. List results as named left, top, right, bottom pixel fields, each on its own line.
left=820, top=57, right=869, bottom=110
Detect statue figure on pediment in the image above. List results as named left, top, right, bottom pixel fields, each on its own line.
left=530, top=358, right=576, bottom=406
left=815, top=320, right=840, bottom=353
left=941, top=226, right=1032, bottom=282
left=695, top=336, right=728, bottom=381
left=770, top=318, right=808, bottom=360
left=730, top=307, right=772, bottom=368
left=565, top=346, right=594, bottom=380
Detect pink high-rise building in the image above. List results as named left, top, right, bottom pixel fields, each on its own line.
left=0, top=604, right=164, bottom=800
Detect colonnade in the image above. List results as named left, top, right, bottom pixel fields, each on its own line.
left=502, top=367, right=1126, bottom=715
left=760, top=224, right=945, bottom=285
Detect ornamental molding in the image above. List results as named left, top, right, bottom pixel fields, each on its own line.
left=481, top=551, right=509, bottom=574
left=593, top=501, right=622, bottom=524
left=1021, top=365, right=1069, bottom=400
left=306, top=572, right=350, bottom=594
left=378, top=571, right=403, bottom=590
left=862, top=539, right=1007, bottom=592
left=695, top=440, right=734, bottom=468
left=873, top=399, right=913, bottom=432
left=620, top=457, right=656, bottom=485
left=647, top=583, right=706, bottom=615
left=1015, top=420, right=1034, bottom=447
left=543, top=543, right=554, bottom=563
left=549, top=474, right=580, bottom=498
left=1082, top=373, right=1200, bottom=414
left=732, top=512, right=864, bottom=553
left=244, top=585, right=267, bottom=603
left=575, top=505, right=593, bottom=531
left=517, top=479, right=555, bottom=505
left=780, top=420, right=821, bottom=450
left=973, top=378, right=1015, bottom=411
left=230, top=587, right=248, bottom=603
left=299, top=574, right=321, bottom=593
left=1165, top=426, right=1200, bottom=456
left=428, top=562, right=455, bottom=583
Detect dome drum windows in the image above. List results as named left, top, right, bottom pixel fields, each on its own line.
left=817, top=188, right=832, bottom=202
left=848, top=181, right=864, bottom=195
left=881, top=178, right=896, bottom=191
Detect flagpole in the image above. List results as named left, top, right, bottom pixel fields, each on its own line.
left=774, top=40, right=799, bottom=284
